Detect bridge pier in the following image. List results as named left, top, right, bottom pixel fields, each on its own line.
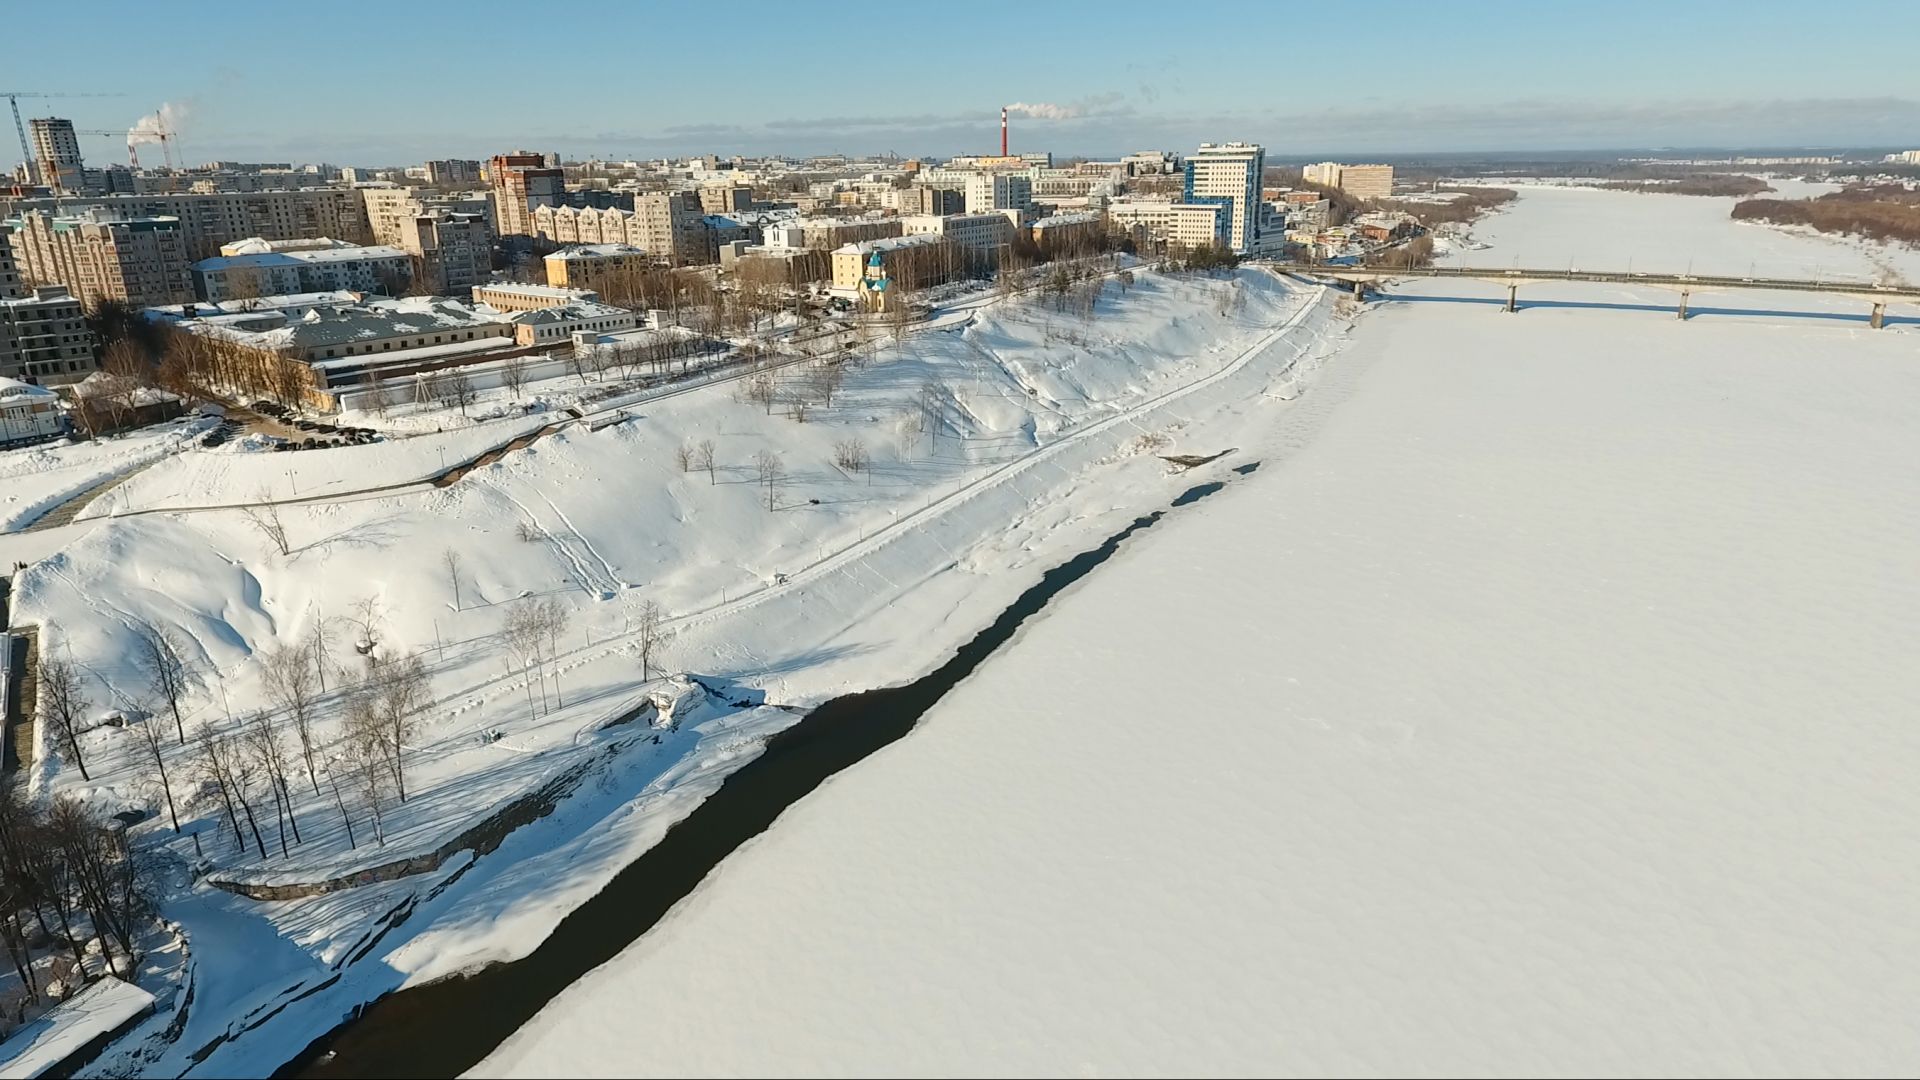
left=1871, top=302, right=1885, bottom=330
left=1504, top=283, right=1517, bottom=313
left=1352, top=279, right=1366, bottom=301
left=1677, top=290, right=1689, bottom=321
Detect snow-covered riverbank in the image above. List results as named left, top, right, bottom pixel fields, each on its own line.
left=475, top=186, right=1920, bottom=1077
left=8, top=265, right=1349, bottom=1075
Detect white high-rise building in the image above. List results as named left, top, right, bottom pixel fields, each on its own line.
left=30, top=118, right=84, bottom=194
left=1185, top=142, right=1265, bottom=254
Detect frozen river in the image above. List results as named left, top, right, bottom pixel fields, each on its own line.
left=474, top=187, right=1920, bottom=1077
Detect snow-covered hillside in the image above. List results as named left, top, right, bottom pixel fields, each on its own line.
left=11, top=264, right=1346, bottom=1075
left=475, top=186, right=1920, bottom=1077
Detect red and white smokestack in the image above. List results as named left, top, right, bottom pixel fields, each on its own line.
left=1001, top=107, right=1009, bottom=157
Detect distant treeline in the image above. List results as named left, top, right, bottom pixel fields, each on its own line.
left=1377, top=187, right=1517, bottom=225
left=1597, top=175, right=1773, bottom=197
left=1732, top=184, right=1920, bottom=245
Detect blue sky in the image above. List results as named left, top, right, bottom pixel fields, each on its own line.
left=7, top=0, right=1918, bottom=166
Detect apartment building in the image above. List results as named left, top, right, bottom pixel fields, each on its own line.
left=545, top=243, right=652, bottom=291
left=965, top=172, right=1034, bottom=215
left=1, top=285, right=95, bottom=385
left=900, top=212, right=1014, bottom=258
left=699, top=184, right=753, bottom=213
left=1185, top=142, right=1265, bottom=254
left=1302, top=162, right=1394, bottom=200
left=399, top=208, right=492, bottom=294
left=5, top=209, right=194, bottom=308
left=530, top=193, right=707, bottom=264
left=0, top=223, right=20, bottom=297
left=799, top=216, right=902, bottom=250
left=488, top=151, right=565, bottom=238
left=360, top=186, right=490, bottom=246
left=1029, top=210, right=1107, bottom=253
left=1106, top=200, right=1227, bottom=251
left=0, top=188, right=372, bottom=259
left=425, top=159, right=484, bottom=187
left=192, top=240, right=414, bottom=302
left=30, top=118, right=84, bottom=194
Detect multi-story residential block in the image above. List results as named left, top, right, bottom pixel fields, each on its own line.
left=0, top=223, right=20, bottom=297
left=900, top=212, right=1014, bottom=260
left=1, top=285, right=95, bottom=385
left=1120, top=150, right=1183, bottom=177
left=5, top=209, right=195, bottom=308
left=1302, top=162, right=1394, bottom=200
left=530, top=193, right=708, bottom=264
left=1105, top=199, right=1228, bottom=251
left=192, top=239, right=414, bottom=302
left=903, top=185, right=966, bottom=216
left=699, top=184, right=753, bottom=214
left=0, top=189, right=373, bottom=259
left=425, top=159, right=484, bottom=187
left=399, top=208, right=492, bottom=294
left=1029, top=210, right=1107, bottom=253
left=1185, top=142, right=1265, bottom=254
left=799, top=216, right=902, bottom=250
left=544, top=243, right=652, bottom=292
left=488, top=151, right=565, bottom=238
left=30, top=118, right=84, bottom=194
left=965, top=172, right=1033, bottom=215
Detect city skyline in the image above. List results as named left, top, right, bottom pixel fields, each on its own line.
left=6, top=0, right=1918, bottom=167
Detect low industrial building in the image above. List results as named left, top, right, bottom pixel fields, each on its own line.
left=0, top=375, right=66, bottom=444
left=505, top=299, right=640, bottom=346
left=471, top=281, right=602, bottom=313
left=192, top=238, right=413, bottom=302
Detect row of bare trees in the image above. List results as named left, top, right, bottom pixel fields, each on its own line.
left=0, top=789, right=152, bottom=1016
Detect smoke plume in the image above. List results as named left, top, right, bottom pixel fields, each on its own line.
left=129, top=101, right=189, bottom=144
left=1005, top=102, right=1079, bottom=121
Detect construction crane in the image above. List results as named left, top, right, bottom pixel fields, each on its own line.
left=0, top=91, right=126, bottom=180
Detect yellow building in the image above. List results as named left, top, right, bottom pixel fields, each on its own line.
left=544, top=243, right=652, bottom=291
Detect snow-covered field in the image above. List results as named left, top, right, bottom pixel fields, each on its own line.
left=475, top=187, right=1920, bottom=1077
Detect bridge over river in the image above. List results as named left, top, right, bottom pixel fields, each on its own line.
left=1266, top=262, right=1920, bottom=327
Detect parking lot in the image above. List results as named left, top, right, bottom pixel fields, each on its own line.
left=206, top=400, right=382, bottom=452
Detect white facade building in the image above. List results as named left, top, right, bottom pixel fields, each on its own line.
left=900, top=212, right=1014, bottom=253
left=1106, top=200, right=1227, bottom=251
left=965, top=173, right=1034, bottom=215
left=1186, top=142, right=1265, bottom=254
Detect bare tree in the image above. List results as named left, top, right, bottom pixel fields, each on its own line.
left=442, top=548, right=464, bottom=611
left=132, top=705, right=182, bottom=832
left=348, top=595, right=384, bottom=668
left=38, top=658, right=91, bottom=781
left=323, top=762, right=357, bottom=851
left=243, top=713, right=297, bottom=857
left=342, top=703, right=389, bottom=847
left=807, top=361, right=845, bottom=408
left=673, top=444, right=695, bottom=473
left=445, top=370, right=478, bottom=417
left=745, top=369, right=778, bottom=414
left=262, top=643, right=320, bottom=793
left=784, top=394, right=810, bottom=424
left=133, top=621, right=192, bottom=744
left=753, top=449, right=783, bottom=511
left=241, top=491, right=290, bottom=556
left=500, top=353, right=530, bottom=398
left=832, top=438, right=869, bottom=475
left=635, top=599, right=671, bottom=681
left=367, top=654, right=428, bottom=802
left=196, top=728, right=266, bottom=859
left=694, top=438, right=716, bottom=484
